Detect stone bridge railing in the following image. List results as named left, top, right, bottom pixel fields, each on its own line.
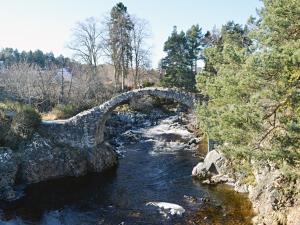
left=41, top=87, right=203, bottom=150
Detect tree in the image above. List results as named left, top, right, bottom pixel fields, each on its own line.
left=186, top=24, right=203, bottom=74
left=196, top=21, right=254, bottom=145
left=0, top=48, right=15, bottom=67
left=130, top=16, right=151, bottom=88
left=196, top=21, right=252, bottom=94
left=196, top=0, right=300, bottom=169
left=33, top=50, right=45, bottom=68
left=0, top=48, right=68, bottom=68
left=160, top=25, right=203, bottom=91
left=0, top=63, right=57, bottom=104
left=105, top=2, right=133, bottom=91
left=68, top=17, right=102, bottom=75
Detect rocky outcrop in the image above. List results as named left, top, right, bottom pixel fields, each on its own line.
left=249, top=166, right=300, bottom=225
left=0, top=134, right=118, bottom=202
left=192, top=150, right=300, bottom=225
left=192, top=150, right=234, bottom=184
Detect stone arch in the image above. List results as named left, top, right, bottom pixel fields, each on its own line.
left=41, top=88, right=199, bottom=150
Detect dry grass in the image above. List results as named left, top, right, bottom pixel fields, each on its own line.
left=42, top=104, right=77, bottom=120
left=41, top=112, right=58, bottom=120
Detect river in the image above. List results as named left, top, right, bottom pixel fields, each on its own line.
left=0, top=110, right=253, bottom=225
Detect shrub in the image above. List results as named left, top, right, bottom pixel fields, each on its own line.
left=10, top=105, right=41, bottom=139
left=0, top=104, right=41, bottom=149
left=0, top=100, right=24, bottom=112
left=142, top=81, right=155, bottom=87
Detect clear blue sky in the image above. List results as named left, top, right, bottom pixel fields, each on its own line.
left=0, top=0, right=262, bottom=67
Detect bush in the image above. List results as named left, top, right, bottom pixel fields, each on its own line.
left=0, top=103, right=41, bottom=149
left=0, top=100, right=24, bottom=112
left=10, top=105, right=41, bottom=139
left=142, top=81, right=155, bottom=87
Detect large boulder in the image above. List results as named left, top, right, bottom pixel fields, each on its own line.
left=192, top=149, right=235, bottom=184
left=18, top=134, right=88, bottom=184
left=192, top=150, right=223, bottom=177
left=0, top=147, right=18, bottom=201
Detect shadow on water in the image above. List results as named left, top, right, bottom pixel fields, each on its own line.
left=0, top=168, right=118, bottom=223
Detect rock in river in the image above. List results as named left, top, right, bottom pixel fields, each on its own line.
left=146, top=202, right=185, bottom=218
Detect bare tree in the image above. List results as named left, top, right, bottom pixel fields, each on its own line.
left=67, top=63, right=115, bottom=108
left=130, top=16, right=151, bottom=88
left=0, top=63, right=58, bottom=107
left=0, top=62, right=116, bottom=112
left=68, top=17, right=102, bottom=75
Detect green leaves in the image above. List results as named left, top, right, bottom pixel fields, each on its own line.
left=196, top=0, right=300, bottom=170
left=260, top=0, right=300, bottom=45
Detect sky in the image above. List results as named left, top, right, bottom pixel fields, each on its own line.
left=0, top=0, right=262, bottom=68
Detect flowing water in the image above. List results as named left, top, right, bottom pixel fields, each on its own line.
left=0, top=112, right=253, bottom=225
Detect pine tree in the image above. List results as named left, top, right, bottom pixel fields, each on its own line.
left=108, top=2, right=133, bottom=91
left=196, top=0, right=300, bottom=171
left=186, top=24, right=203, bottom=74
left=161, top=25, right=203, bottom=92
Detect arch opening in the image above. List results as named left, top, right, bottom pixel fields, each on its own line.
left=96, top=94, right=193, bottom=145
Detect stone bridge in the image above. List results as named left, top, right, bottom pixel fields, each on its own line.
left=42, top=87, right=202, bottom=150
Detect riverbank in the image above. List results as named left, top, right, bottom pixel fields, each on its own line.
left=192, top=149, right=300, bottom=225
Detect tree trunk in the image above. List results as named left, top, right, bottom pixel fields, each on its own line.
left=121, top=68, right=125, bottom=91
left=60, top=68, right=64, bottom=104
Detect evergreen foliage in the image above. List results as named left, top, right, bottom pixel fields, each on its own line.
left=196, top=0, right=300, bottom=171
left=0, top=48, right=69, bottom=69
left=108, top=2, right=134, bottom=90
left=160, top=25, right=203, bottom=91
